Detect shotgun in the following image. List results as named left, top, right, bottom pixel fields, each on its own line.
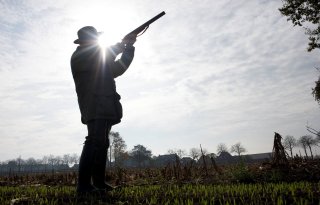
left=122, top=11, right=166, bottom=41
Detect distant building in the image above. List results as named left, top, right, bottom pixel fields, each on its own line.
left=118, top=152, right=272, bottom=168
left=216, top=151, right=235, bottom=164
left=197, top=152, right=272, bottom=165
left=243, top=152, right=272, bottom=163
left=153, top=154, right=178, bottom=167
left=181, top=157, right=194, bottom=165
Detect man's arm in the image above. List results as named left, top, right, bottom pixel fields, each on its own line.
left=109, top=45, right=135, bottom=78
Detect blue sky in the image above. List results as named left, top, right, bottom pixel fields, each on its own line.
left=0, top=0, right=319, bottom=161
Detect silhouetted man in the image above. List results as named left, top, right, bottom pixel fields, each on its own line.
left=71, top=26, right=135, bottom=195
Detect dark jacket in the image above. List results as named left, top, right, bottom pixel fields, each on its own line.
left=71, top=44, right=135, bottom=125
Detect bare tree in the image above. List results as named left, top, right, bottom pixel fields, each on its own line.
left=298, top=135, right=317, bottom=159
left=189, top=148, right=201, bottom=161
left=167, top=148, right=187, bottom=159
left=70, top=153, right=79, bottom=165
left=176, top=149, right=186, bottom=158
left=63, top=154, right=71, bottom=167
left=217, top=143, right=228, bottom=155
left=230, top=142, right=247, bottom=157
left=283, top=135, right=296, bottom=158
left=26, top=158, right=37, bottom=172
left=55, top=156, right=62, bottom=166
left=306, top=125, right=320, bottom=147
left=16, top=156, right=24, bottom=173
left=42, top=155, right=49, bottom=171
left=167, top=149, right=175, bottom=155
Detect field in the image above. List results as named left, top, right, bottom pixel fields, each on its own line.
left=1, top=182, right=320, bottom=205
left=1, top=159, right=320, bottom=204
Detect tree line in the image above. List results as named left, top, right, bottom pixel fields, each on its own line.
left=1, top=129, right=319, bottom=175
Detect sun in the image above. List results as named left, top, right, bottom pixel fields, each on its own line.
left=71, top=3, right=137, bottom=48
left=98, top=33, right=114, bottom=48
left=98, top=33, right=121, bottom=48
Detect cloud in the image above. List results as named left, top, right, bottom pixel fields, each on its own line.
left=0, top=0, right=319, bottom=160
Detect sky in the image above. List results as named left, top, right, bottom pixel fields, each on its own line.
left=0, top=0, right=319, bottom=161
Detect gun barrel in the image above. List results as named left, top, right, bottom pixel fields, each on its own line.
left=124, top=11, right=166, bottom=39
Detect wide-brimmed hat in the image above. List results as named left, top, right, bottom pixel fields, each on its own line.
left=74, top=26, right=102, bottom=44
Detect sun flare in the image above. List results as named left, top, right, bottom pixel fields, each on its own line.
left=98, top=33, right=114, bottom=48
left=71, top=3, right=138, bottom=48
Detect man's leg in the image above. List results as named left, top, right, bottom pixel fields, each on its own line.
left=92, top=121, right=114, bottom=191
left=77, top=119, right=108, bottom=194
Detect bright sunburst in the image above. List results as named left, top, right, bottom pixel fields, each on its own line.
left=71, top=3, right=137, bottom=48
left=98, top=33, right=117, bottom=48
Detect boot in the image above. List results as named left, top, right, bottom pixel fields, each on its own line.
left=92, top=146, right=115, bottom=192
left=77, top=140, right=97, bottom=195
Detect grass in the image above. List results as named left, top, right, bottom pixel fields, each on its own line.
left=1, top=182, right=319, bottom=205
left=1, top=159, right=319, bottom=204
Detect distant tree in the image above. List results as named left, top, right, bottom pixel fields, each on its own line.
left=70, top=153, right=80, bottom=165
left=7, top=160, right=17, bottom=171
left=130, top=144, right=152, bottom=167
left=207, top=153, right=217, bottom=158
left=112, top=133, right=127, bottom=166
left=42, top=155, right=49, bottom=171
left=167, top=148, right=186, bottom=159
left=230, top=142, right=247, bottom=157
left=55, top=156, right=62, bottom=166
left=62, top=154, right=71, bottom=167
left=298, top=137, right=308, bottom=158
left=283, top=135, right=297, bottom=158
left=167, top=149, right=175, bottom=155
left=189, top=148, right=201, bottom=161
left=47, top=155, right=56, bottom=170
left=26, top=158, right=37, bottom=172
left=298, top=135, right=317, bottom=158
left=16, top=156, right=24, bottom=173
left=176, top=149, right=186, bottom=158
left=217, top=143, right=228, bottom=155
left=279, top=0, right=320, bottom=52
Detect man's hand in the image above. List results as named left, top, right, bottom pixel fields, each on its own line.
left=122, top=34, right=137, bottom=45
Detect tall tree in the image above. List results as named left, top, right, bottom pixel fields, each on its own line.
left=130, top=144, right=152, bottom=167
left=283, top=135, right=297, bottom=158
left=217, top=143, right=228, bottom=155
left=279, top=1, right=320, bottom=104
left=230, top=142, right=247, bottom=157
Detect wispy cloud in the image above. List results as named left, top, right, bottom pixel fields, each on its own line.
left=0, top=0, right=319, bottom=160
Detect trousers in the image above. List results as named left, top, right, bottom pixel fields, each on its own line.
left=77, top=119, right=111, bottom=192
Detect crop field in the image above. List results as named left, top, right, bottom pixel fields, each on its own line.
left=1, top=159, right=320, bottom=204
left=1, top=182, right=320, bottom=205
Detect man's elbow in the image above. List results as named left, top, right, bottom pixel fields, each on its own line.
left=112, top=64, right=127, bottom=78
